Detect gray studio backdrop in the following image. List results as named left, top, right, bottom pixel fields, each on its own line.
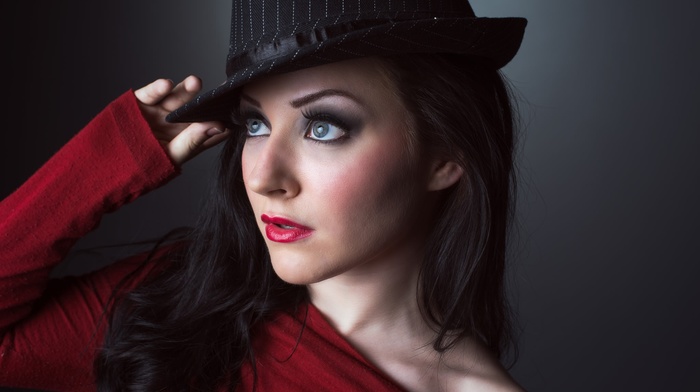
left=2, top=1, right=699, bottom=391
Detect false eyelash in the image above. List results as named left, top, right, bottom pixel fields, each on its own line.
left=300, top=108, right=352, bottom=132
left=237, top=108, right=271, bottom=131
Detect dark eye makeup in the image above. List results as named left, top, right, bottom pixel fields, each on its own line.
left=299, top=108, right=360, bottom=144
left=237, top=105, right=363, bottom=145
left=237, top=108, right=268, bottom=128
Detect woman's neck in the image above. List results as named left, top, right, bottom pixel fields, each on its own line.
left=306, top=241, right=430, bottom=341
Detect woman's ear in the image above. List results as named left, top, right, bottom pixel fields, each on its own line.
left=427, top=160, right=464, bottom=191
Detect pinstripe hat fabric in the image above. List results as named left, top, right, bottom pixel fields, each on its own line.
left=166, top=0, right=527, bottom=124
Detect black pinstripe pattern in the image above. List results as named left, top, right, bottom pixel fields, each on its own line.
left=167, top=0, right=526, bottom=124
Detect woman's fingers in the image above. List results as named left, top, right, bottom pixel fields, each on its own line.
left=160, top=75, right=203, bottom=112
left=134, top=75, right=202, bottom=110
left=134, top=75, right=225, bottom=165
left=134, top=78, right=174, bottom=105
left=163, top=121, right=229, bottom=165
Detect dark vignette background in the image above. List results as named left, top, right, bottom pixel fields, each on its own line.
left=2, top=1, right=699, bottom=391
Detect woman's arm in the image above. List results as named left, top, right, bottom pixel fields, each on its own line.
left=0, top=78, right=227, bottom=390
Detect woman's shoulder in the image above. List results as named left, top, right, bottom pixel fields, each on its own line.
left=438, top=336, right=525, bottom=392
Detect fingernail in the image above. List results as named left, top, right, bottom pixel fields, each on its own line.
left=206, top=127, right=223, bottom=136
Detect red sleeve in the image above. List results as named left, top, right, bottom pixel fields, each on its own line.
left=0, top=90, right=179, bottom=391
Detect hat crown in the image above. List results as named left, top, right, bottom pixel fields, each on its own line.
left=229, top=0, right=476, bottom=59
left=166, top=0, right=525, bottom=124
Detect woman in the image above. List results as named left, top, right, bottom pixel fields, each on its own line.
left=0, top=1, right=526, bottom=391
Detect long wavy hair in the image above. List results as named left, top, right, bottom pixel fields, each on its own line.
left=95, top=53, right=519, bottom=391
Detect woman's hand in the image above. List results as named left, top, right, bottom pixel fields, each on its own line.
left=134, top=76, right=229, bottom=165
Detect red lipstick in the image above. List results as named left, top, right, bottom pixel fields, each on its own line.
left=261, top=214, right=313, bottom=243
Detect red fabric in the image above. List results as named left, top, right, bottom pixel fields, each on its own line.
left=241, top=304, right=403, bottom=391
left=0, top=90, right=178, bottom=391
left=0, top=91, right=404, bottom=391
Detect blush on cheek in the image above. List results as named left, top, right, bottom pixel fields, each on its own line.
left=325, top=143, right=402, bottom=198
left=323, top=139, right=420, bottom=225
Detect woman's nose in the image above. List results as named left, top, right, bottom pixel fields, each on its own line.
left=243, top=135, right=300, bottom=199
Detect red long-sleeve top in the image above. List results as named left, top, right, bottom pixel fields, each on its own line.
left=0, top=91, right=403, bottom=391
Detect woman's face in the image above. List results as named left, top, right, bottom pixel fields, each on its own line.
left=240, top=58, right=442, bottom=285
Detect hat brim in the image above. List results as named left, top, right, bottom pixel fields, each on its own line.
left=166, top=16, right=526, bottom=124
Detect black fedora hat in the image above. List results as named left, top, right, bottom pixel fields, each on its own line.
left=166, top=0, right=527, bottom=124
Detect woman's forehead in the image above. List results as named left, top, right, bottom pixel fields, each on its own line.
left=240, top=57, right=396, bottom=105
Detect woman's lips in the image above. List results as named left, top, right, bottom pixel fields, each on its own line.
left=261, top=214, right=313, bottom=243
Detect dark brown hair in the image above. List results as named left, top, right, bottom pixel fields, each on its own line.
left=96, top=53, right=519, bottom=390
left=380, top=54, right=518, bottom=357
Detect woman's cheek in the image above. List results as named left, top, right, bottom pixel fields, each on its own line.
left=316, top=145, right=412, bottom=229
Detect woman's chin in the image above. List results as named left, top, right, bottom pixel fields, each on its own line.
left=269, top=253, right=341, bottom=286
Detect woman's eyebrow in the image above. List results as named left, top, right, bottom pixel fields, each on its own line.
left=239, top=93, right=262, bottom=108
left=240, top=89, right=367, bottom=110
left=290, top=89, right=366, bottom=108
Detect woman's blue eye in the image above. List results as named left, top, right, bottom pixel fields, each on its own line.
left=246, top=118, right=270, bottom=136
left=307, top=121, right=345, bottom=141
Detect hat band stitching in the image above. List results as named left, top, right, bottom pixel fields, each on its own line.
left=226, top=19, right=388, bottom=75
